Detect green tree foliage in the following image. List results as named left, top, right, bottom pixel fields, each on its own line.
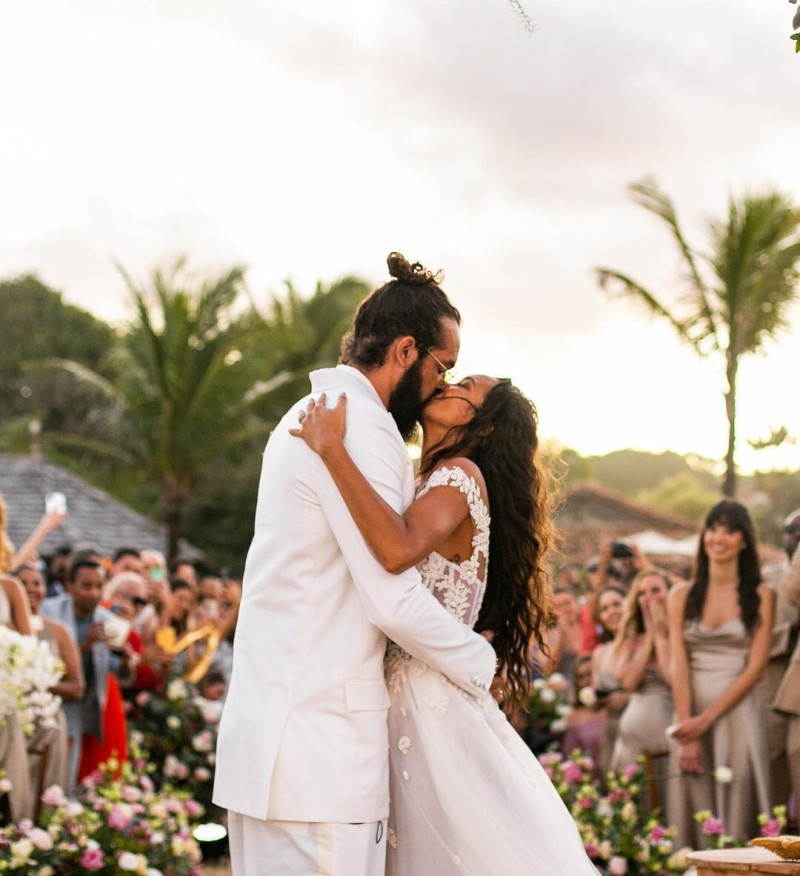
left=637, top=472, right=721, bottom=524
left=38, top=263, right=368, bottom=564
left=245, top=276, right=370, bottom=425
left=597, top=179, right=800, bottom=497
left=41, top=260, right=270, bottom=559
left=0, top=275, right=116, bottom=446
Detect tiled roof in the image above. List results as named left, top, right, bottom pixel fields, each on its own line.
left=555, top=480, right=698, bottom=536
left=0, top=453, right=170, bottom=557
left=553, top=480, right=699, bottom=567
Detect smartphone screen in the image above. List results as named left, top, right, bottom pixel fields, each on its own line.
left=45, top=492, right=67, bottom=515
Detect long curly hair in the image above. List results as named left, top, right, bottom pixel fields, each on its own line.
left=685, top=499, right=762, bottom=633
left=419, top=379, right=554, bottom=707
left=340, top=252, right=461, bottom=368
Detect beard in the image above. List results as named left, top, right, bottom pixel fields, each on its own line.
left=388, top=358, right=433, bottom=441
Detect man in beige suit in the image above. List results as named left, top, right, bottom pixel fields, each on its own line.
left=770, top=510, right=800, bottom=805
left=214, top=258, right=496, bottom=875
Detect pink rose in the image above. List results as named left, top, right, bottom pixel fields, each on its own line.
left=622, top=763, right=638, bottom=779
left=562, top=762, right=584, bottom=784
left=41, top=785, right=67, bottom=807
left=701, top=817, right=725, bottom=836
left=584, top=842, right=599, bottom=857
left=648, top=824, right=668, bottom=843
left=107, top=804, right=132, bottom=831
left=80, top=848, right=105, bottom=870
left=121, top=785, right=142, bottom=803
left=135, top=691, right=151, bottom=707
left=185, top=799, right=203, bottom=817
left=761, top=818, right=782, bottom=838
left=609, top=856, right=628, bottom=875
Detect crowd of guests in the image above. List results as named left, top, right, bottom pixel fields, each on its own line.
left=0, top=495, right=240, bottom=824
left=4, top=489, right=800, bottom=852
left=537, top=500, right=800, bottom=848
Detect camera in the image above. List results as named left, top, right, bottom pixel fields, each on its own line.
left=609, top=541, right=634, bottom=560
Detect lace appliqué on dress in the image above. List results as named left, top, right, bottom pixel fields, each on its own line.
left=384, top=464, right=490, bottom=699
left=416, top=465, right=490, bottom=630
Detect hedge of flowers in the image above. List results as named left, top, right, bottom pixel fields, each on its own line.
left=125, top=680, right=219, bottom=818
left=0, top=759, right=203, bottom=875
left=540, top=750, right=690, bottom=875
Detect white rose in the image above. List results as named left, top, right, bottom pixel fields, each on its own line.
left=578, top=687, right=597, bottom=707
left=667, top=847, right=693, bottom=869
left=714, top=765, right=734, bottom=784
left=549, top=718, right=567, bottom=734
left=166, top=680, right=188, bottom=701
left=539, top=686, right=557, bottom=704
left=10, top=838, right=35, bottom=865
left=166, top=715, right=181, bottom=730
left=118, top=851, right=147, bottom=872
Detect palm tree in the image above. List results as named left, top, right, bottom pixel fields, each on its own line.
left=43, top=260, right=271, bottom=559
left=597, top=179, right=800, bottom=496
left=40, top=263, right=369, bottom=560
left=244, top=275, right=369, bottom=423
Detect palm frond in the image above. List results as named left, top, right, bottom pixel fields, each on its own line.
left=595, top=268, right=699, bottom=351
left=27, top=358, right=126, bottom=406
left=629, top=178, right=721, bottom=348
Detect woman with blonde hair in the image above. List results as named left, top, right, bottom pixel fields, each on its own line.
left=609, top=568, right=674, bottom=812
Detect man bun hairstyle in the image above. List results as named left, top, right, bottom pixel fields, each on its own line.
left=341, top=252, right=461, bottom=369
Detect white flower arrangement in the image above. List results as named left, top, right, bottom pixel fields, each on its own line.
left=0, top=625, right=65, bottom=736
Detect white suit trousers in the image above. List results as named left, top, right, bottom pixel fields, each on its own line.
left=228, top=814, right=387, bottom=876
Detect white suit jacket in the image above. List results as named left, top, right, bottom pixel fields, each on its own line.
left=213, top=365, right=495, bottom=823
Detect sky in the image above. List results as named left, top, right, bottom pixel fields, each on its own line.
left=2, top=0, right=799, bottom=474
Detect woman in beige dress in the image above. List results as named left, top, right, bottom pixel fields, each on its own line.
left=609, top=569, right=673, bottom=814
left=16, top=564, right=84, bottom=795
left=591, top=585, right=629, bottom=779
left=666, top=500, right=774, bottom=847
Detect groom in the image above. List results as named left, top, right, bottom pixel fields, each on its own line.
left=213, top=257, right=496, bottom=875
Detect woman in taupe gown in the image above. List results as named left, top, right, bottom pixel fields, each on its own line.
left=609, top=569, right=673, bottom=815
left=666, top=500, right=774, bottom=847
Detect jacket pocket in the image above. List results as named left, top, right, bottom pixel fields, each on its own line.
left=344, top=678, right=390, bottom=712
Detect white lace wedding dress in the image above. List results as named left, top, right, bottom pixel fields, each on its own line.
left=384, top=466, right=596, bottom=875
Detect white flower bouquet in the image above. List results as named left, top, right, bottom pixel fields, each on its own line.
left=0, top=625, right=65, bottom=736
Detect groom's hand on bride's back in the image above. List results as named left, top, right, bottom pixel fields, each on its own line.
left=479, top=629, right=508, bottom=704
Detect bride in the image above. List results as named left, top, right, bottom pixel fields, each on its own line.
left=292, top=373, right=596, bottom=875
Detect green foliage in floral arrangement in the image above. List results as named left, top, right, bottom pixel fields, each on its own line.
left=538, top=750, right=690, bottom=874
left=0, top=758, right=203, bottom=874
left=126, top=679, right=219, bottom=819
left=523, top=673, right=572, bottom=752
